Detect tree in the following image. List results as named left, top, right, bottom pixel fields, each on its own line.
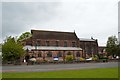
left=116, top=45, right=120, bottom=57
left=2, top=36, right=25, bottom=64
left=106, top=36, right=118, bottom=57
left=17, top=32, right=32, bottom=41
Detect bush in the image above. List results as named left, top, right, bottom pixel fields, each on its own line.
left=80, top=57, right=85, bottom=61
left=43, top=59, right=48, bottom=62
left=92, top=55, right=99, bottom=61
left=65, top=55, right=73, bottom=61
left=92, top=57, right=98, bottom=61
left=37, top=59, right=48, bottom=63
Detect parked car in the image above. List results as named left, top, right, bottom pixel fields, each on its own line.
left=86, top=57, right=92, bottom=61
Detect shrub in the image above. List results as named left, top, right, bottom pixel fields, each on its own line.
left=65, top=55, right=73, bottom=61
left=39, top=59, right=48, bottom=63
left=92, top=57, right=98, bottom=61
left=92, top=55, right=99, bottom=61
left=80, top=57, right=85, bottom=61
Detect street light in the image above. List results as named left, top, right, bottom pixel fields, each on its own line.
left=26, top=48, right=29, bottom=54
left=25, top=48, right=30, bottom=64
left=118, top=32, right=120, bottom=44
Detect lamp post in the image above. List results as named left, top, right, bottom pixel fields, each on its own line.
left=118, top=32, right=120, bottom=44
left=25, top=48, right=29, bottom=65
left=26, top=48, right=29, bottom=54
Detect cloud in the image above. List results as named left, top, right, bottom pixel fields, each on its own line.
left=0, top=3, right=2, bottom=43
left=2, top=0, right=119, bottom=46
left=2, top=2, right=60, bottom=38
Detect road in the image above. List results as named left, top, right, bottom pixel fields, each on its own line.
left=2, top=62, right=118, bottom=72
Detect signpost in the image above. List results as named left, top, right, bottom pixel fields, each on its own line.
left=54, top=57, right=59, bottom=61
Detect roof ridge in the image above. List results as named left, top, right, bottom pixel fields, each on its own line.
left=79, top=38, right=96, bottom=41
left=31, top=29, right=74, bottom=34
left=79, top=38, right=95, bottom=40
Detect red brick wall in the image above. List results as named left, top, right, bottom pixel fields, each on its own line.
left=31, top=39, right=80, bottom=47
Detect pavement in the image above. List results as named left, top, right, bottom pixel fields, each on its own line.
left=1, top=62, right=118, bottom=72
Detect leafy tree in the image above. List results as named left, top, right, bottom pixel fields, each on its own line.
left=106, top=36, right=118, bottom=57
left=116, top=45, right=120, bottom=57
left=2, top=36, right=25, bottom=64
left=17, top=32, right=32, bottom=41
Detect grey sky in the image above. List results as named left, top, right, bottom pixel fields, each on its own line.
left=1, top=0, right=119, bottom=46
left=119, top=1, right=120, bottom=44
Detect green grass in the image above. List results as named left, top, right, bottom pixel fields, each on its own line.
left=2, top=67, right=118, bottom=78
left=0, top=73, right=2, bottom=79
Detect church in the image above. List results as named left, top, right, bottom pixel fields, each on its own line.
left=22, top=29, right=98, bottom=61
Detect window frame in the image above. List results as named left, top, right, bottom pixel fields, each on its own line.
left=46, top=41, right=50, bottom=46
left=64, top=41, right=67, bottom=47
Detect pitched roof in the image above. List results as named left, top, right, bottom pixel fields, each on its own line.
left=31, top=30, right=79, bottom=40
left=79, top=38, right=96, bottom=42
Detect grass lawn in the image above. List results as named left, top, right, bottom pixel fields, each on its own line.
left=2, top=67, right=118, bottom=78
left=0, top=72, right=2, bottom=79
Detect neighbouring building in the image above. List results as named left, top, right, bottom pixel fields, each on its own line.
left=79, top=38, right=98, bottom=58
left=98, top=46, right=107, bottom=54
left=22, top=30, right=83, bottom=61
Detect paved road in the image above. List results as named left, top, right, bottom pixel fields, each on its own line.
left=1, top=62, right=118, bottom=72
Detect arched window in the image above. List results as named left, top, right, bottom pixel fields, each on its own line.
left=46, top=41, right=50, bottom=46
left=47, top=51, right=52, bottom=57
left=76, top=52, right=80, bottom=57
left=64, top=41, right=67, bottom=47
left=72, top=42, right=76, bottom=47
left=57, top=51, right=62, bottom=57
left=37, top=40, right=41, bottom=46
left=56, top=41, right=59, bottom=47
left=38, top=52, right=42, bottom=57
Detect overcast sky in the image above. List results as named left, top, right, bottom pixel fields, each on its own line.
left=1, top=0, right=119, bottom=46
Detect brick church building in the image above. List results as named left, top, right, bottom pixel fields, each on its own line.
left=22, top=30, right=98, bottom=61
left=22, top=30, right=83, bottom=61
